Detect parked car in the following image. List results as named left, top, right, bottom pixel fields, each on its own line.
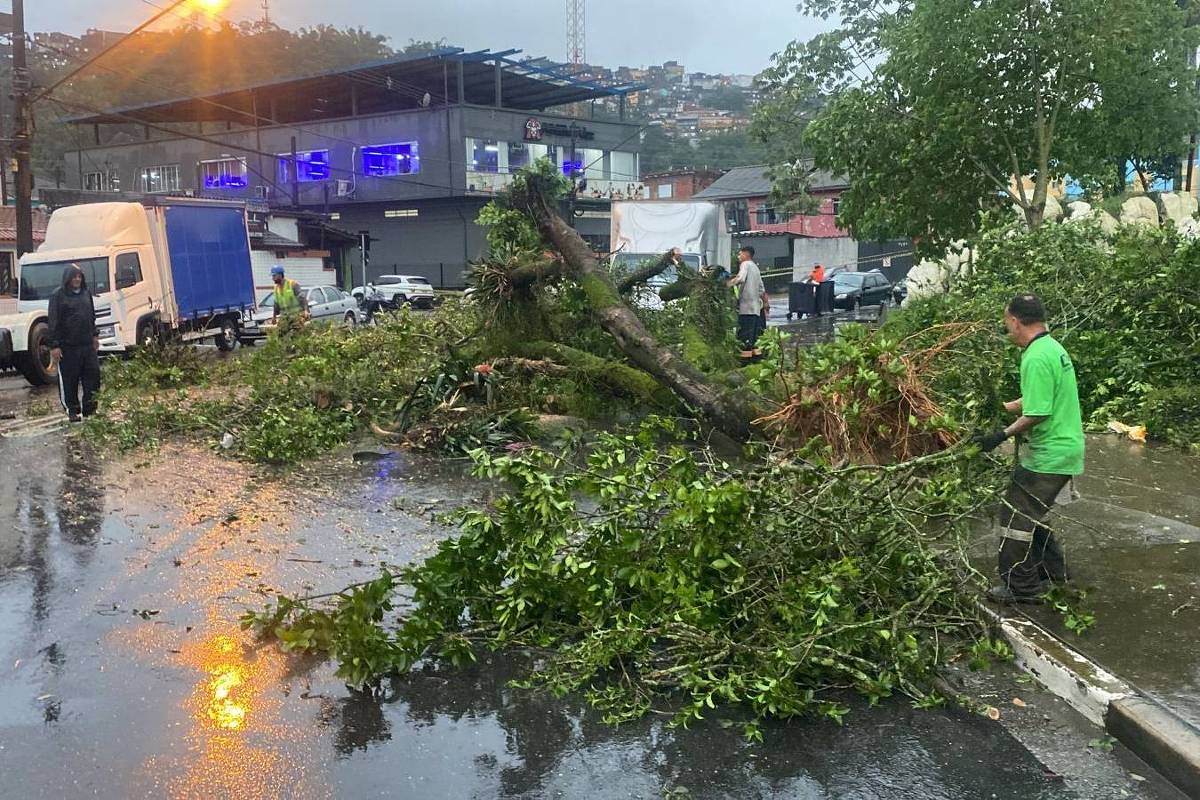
left=832, top=270, right=894, bottom=310
left=241, top=285, right=360, bottom=341
left=351, top=274, right=436, bottom=309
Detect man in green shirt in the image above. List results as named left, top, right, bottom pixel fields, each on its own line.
left=976, top=294, right=1085, bottom=604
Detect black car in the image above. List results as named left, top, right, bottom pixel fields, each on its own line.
left=832, top=270, right=893, bottom=309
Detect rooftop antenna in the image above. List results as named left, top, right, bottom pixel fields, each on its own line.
left=261, top=0, right=271, bottom=25
left=567, top=0, right=585, bottom=71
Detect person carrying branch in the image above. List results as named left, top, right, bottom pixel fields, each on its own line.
left=728, top=245, right=769, bottom=361
left=974, top=294, right=1085, bottom=604
left=270, top=265, right=308, bottom=331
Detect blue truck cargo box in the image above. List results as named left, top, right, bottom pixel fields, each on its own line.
left=163, top=205, right=255, bottom=320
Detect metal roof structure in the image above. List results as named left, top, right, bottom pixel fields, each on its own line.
left=66, top=47, right=645, bottom=127
left=693, top=164, right=849, bottom=201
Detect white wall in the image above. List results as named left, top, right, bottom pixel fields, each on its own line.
left=792, top=237, right=859, bottom=281
left=251, top=251, right=332, bottom=298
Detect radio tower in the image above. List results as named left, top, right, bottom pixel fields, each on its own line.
left=566, top=0, right=586, bottom=71
left=261, top=0, right=271, bottom=25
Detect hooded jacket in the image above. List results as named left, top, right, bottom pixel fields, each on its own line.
left=47, top=265, right=98, bottom=348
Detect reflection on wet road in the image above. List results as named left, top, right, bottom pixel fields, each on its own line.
left=0, top=436, right=1170, bottom=799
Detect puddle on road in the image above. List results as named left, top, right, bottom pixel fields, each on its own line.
left=0, top=434, right=1159, bottom=799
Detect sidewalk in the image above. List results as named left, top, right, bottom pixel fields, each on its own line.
left=1011, top=435, right=1200, bottom=726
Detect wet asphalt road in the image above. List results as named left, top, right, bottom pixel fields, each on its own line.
left=0, top=372, right=1185, bottom=800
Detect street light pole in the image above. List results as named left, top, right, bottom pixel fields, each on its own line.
left=11, top=0, right=33, bottom=257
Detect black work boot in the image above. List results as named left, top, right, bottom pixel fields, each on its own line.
left=986, top=584, right=1044, bottom=605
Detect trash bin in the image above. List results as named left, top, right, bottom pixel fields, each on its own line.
left=815, top=280, right=836, bottom=314
left=787, top=282, right=816, bottom=319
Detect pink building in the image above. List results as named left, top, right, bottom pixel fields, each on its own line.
left=692, top=164, right=849, bottom=238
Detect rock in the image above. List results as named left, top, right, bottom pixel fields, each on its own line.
left=1012, top=195, right=1063, bottom=226
left=1097, top=210, right=1118, bottom=236
left=1120, top=196, right=1159, bottom=227
left=1065, top=200, right=1092, bottom=219
left=1042, top=194, right=1063, bottom=223
left=220, top=433, right=235, bottom=450
left=1157, top=191, right=1199, bottom=226
left=530, top=414, right=588, bottom=439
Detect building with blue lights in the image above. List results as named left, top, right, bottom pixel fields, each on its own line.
left=59, top=47, right=645, bottom=287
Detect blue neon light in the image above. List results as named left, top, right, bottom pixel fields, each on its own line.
left=203, top=174, right=248, bottom=189
left=561, top=159, right=583, bottom=177
left=278, top=150, right=331, bottom=183
left=361, top=142, right=421, bottom=177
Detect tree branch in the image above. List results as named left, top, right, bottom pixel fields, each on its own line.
left=617, top=249, right=683, bottom=295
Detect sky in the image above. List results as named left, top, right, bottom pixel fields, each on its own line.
left=28, top=0, right=830, bottom=76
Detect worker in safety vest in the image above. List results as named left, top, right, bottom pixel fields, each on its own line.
left=270, top=265, right=308, bottom=323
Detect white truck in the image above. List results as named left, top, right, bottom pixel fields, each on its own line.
left=609, top=200, right=734, bottom=279
left=0, top=198, right=256, bottom=386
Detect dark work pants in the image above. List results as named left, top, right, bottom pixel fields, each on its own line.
left=737, top=314, right=764, bottom=352
left=998, top=465, right=1070, bottom=597
left=58, top=344, right=101, bottom=417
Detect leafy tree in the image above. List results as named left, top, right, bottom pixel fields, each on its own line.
left=757, top=0, right=1200, bottom=252
left=700, top=85, right=750, bottom=113
left=31, top=23, right=397, bottom=175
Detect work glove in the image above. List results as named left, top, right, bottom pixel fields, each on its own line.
left=972, top=428, right=1008, bottom=453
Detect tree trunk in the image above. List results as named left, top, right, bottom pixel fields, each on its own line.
left=616, top=250, right=682, bottom=294
left=523, top=187, right=759, bottom=440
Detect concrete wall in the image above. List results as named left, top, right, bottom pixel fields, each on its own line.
left=792, top=237, right=858, bottom=281
left=331, top=198, right=490, bottom=289
left=250, top=252, right=331, bottom=297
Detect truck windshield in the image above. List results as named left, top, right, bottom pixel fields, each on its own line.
left=20, top=257, right=111, bottom=301
left=612, top=253, right=702, bottom=271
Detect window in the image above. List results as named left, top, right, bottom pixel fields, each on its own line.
left=507, top=143, right=532, bottom=171
left=321, top=287, right=343, bottom=304
left=362, top=142, right=420, bottom=176
left=19, top=257, right=110, bottom=301
left=140, top=164, right=180, bottom=193
left=384, top=209, right=419, bottom=218
left=278, top=150, right=330, bottom=183
left=832, top=198, right=842, bottom=217
left=656, top=184, right=674, bottom=199
left=200, top=157, right=248, bottom=189
left=466, top=139, right=499, bottom=173
left=755, top=206, right=790, bottom=225
left=114, top=253, right=143, bottom=290
left=84, top=171, right=119, bottom=192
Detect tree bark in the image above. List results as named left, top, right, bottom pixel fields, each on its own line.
left=522, top=186, right=759, bottom=440
left=616, top=249, right=681, bottom=295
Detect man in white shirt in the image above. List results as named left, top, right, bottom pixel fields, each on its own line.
left=727, top=245, right=769, bottom=360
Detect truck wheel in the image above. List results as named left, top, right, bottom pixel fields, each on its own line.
left=216, top=319, right=239, bottom=352
left=14, top=321, right=53, bottom=386
left=137, top=320, right=160, bottom=349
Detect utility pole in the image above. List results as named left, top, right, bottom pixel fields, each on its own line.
left=11, top=0, right=33, bottom=257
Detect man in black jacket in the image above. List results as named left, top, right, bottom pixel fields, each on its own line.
left=47, top=264, right=100, bottom=422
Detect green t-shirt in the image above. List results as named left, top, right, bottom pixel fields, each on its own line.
left=1019, top=333, right=1085, bottom=476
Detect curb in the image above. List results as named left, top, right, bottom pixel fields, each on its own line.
left=980, top=603, right=1200, bottom=799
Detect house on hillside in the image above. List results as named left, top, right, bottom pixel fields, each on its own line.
left=693, top=165, right=912, bottom=285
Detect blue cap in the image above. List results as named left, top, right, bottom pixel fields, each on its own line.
left=270, top=265, right=285, bottom=276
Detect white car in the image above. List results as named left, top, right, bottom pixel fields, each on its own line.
left=240, top=285, right=361, bottom=341
left=351, top=274, right=437, bottom=309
